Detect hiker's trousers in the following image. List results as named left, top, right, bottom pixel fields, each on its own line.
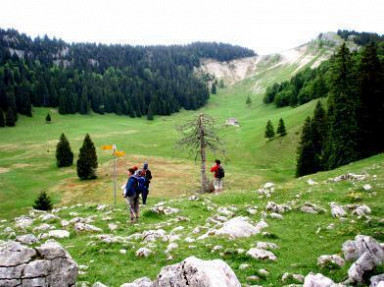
left=125, top=194, right=140, bottom=221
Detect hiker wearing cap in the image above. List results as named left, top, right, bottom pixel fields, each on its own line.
left=140, top=162, right=152, bottom=205
left=210, top=159, right=225, bottom=193
left=123, top=168, right=140, bottom=222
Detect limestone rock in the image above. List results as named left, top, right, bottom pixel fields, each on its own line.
left=370, top=274, right=384, bottom=287
left=151, top=205, right=179, bottom=215
left=15, top=234, right=38, bottom=245
left=48, top=229, right=71, bottom=239
left=301, top=203, right=326, bottom=214
left=266, top=201, right=291, bottom=214
left=342, top=235, right=384, bottom=263
left=14, top=216, right=34, bottom=229
left=0, top=240, right=78, bottom=287
left=255, top=241, right=278, bottom=250
left=74, top=223, right=103, bottom=233
left=120, top=277, right=153, bottom=287
left=307, top=179, right=318, bottom=185
left=153, top=256, right=241, bottom=287
left=329, top=173, right=367, bottom=182
left=246, top=248, right=277, bottom=261
left=317, top=255, right=345, bottom=268
left=142, top=230, right=167, bottom=242
left=93, top=282, right=109, bottom=287
left=136, top=247, right=152, bottom=257
left=282, top=273, right=305, bottom=283
left=303, top=272, right=336, bottom=287
left=330, top=202, right=347, bottom=218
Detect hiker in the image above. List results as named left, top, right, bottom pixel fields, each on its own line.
left=210, top=159, right=225, bottom=193
left=140, top=162, right=152, bottom=205
left=123, top=168, right=140, bottom=222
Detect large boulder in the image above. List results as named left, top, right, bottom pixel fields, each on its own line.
left=121, top=277, right=153, bottom=287
left=0, top=240, right=78, bottom=287
left=153, top=256, right=241, bottom=287
left=342, top=235, right=384, bottom=284
left=303, top=273, right=337, bottom=287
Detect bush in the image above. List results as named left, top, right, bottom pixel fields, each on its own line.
left=33, top=191, right=53, bottom=211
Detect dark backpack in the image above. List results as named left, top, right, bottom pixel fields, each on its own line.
left=217, top=166, right=225, bottom=178
left=134, top=175, right=147, bottom=195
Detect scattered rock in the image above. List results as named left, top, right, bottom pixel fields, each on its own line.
left=93, top=282, right=109, bottom=287
left=247, top=275, right=260, bottom=282
left=266, top=201, right=291, bottom=214
left=14, top=216, right=34, bottom=229
left=16, top=234, right=38, bottom=245
left=120, top=277, right=153, bottom=287
left=185, top=237, right=195, bottom=243
left=307, top=179, right=318, bottom=185
left=330, top=202, right=347, bottom=218
left=239, top=264, right=249, bottom=270
left=370, top=274, right=384, bottom=287
left=198, top=217, right=268, bottom=240
left=281, top=273, right=305, bottom=283
left=74, top=223, right=103, bottom=233
left=152, top=256, right=241, bottom=287
left=97, top=204, right=108, bottom=211
left=351, top=204, right=371, bottom=217
left=303, top=272, right=336, bottom=287
left=363, top=184, right=372, bottom=191
left=108, top=223, right=119, bottom=231
left=33, top=223, right=54, bottom=232
left=142, top=230, right=167, bottom=242
left=301, top=203, right=326, bottom=214
left=247, top=207, right=258, bottom=215
left=255, top=241, right=278, bottom=250
left=269, top=213, right=284, bottom=220
left=151, top=205, right=179, bottom=215
left=136, top=247, right=152, bottom=257
left=257, top=182, right=275, bottom=197
left=246, top=248, right=277, bottom=261
left=48, top=229, right=70, bottom=239
left=258, top=269, right=269, bottom=277
left=39, top=213, right=60, bottom=222
left=165, top=243, right=178, bottom=253
left=317, top=255, right=345, bottom=268
left=343, top=235, right=384, bottom=284
left=329, top=173, right=367, bottom=182
left=188, top=195, right=200, bottom=201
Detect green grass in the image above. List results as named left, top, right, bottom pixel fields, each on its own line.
left=0, top=48, right=331, bottom=219
left=1, top=153, right=382, bottom=286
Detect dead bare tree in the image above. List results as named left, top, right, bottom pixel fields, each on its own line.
left=177, top=113, right=225, bottom=192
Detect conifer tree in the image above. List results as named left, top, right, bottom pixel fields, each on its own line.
left=5, top=106, right=16, bottom=127
left=277, top=118, right=287, bottom=136
left=311, top=101, right=326, bottom=170
left=77, top=134, right=98, bottom=180
left=33, top=191, right=53, bottom=211
left=56, top=133, right=74, bottom=167
left=357, top=43, right=384, bottom=156
left=246, top=95, right=252, bottom=106
left=147, top=103, right=154, bottom=120
left=46, top=113, right=51, bottom=123
left=322, top=43, right=359, bottom=170
left=0, top=110, right=5, bottom=127
left=264, top=120, right=275, bottom=139
left=296, top=117, right=317, bottom=177
left=211, top=83, right=217, bottom=94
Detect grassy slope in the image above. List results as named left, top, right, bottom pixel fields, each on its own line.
left=0, top=154, right=382, bottom=286
left=0, top=41, right=358, bottom=220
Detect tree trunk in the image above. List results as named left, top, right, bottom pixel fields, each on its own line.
left=199, top=114, right=208, bottom=192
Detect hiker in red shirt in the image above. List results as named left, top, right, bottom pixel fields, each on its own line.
left=210, top=159, right=225, bottom=193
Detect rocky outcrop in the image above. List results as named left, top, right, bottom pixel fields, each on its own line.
left=330, top=202, right=347, bottom=218
left=303, top=272, right=338, bottom=287
left=0, top=240, right=78, bottom=286
left=153, top=256, right=241, bottom=287
left=246, top=248, right=277, bottom=261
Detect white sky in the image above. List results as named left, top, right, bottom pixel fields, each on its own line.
left=0, top=0, right=383, bottom=55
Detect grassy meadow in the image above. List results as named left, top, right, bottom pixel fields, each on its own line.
left=0, top=53, right=325, bottom=219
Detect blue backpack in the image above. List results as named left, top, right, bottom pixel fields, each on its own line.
left=134, top=175, right=147, bottom=195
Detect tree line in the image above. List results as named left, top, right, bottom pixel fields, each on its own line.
left=296, top=43, right=384, bottom=177
left=0, top=28, right=256, bottom=126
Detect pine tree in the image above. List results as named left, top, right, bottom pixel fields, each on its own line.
left=211, top=83, right=217, bottom=94
left=46, top=113, right=51, bottom=123
left=264, top=120, right=275, bottom=139
left=56, top=133, right=74, bottom=167
left=77, top=134, right=98, bottom=180
left=0, top=110, right=5, bottom=127
left=356, top=43, right=384, bottom=156
left=311, top=101, right=326, bottom=171
left=277, top=118, right=287, bottom=136
left=322, top=43, right=359, bottom=170
left=33, top=191, right=53, bottom=211
left=5, top=106, right=16, bottom=127
left=147, top=103, right=154, bottom=120
left=246, top=95, right=252, bottom=106
left=296, top=117, right=317, bottom=177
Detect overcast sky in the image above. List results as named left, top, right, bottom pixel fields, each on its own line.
left=0, top=0, right=383, bottom=55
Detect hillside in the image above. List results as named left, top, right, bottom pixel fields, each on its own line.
left=199, top=32, right=354, bottom=87
left=1, top=153, right=383, bottom=286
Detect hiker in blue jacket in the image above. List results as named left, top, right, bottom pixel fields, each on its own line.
left=123, top=168, right=140, bottom=222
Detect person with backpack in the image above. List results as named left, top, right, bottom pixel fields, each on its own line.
left=140, top=162, right=152, bottom=205
left=123, top=168, right=141, bottom=223
left=210, top=159, right=225, bottom=193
